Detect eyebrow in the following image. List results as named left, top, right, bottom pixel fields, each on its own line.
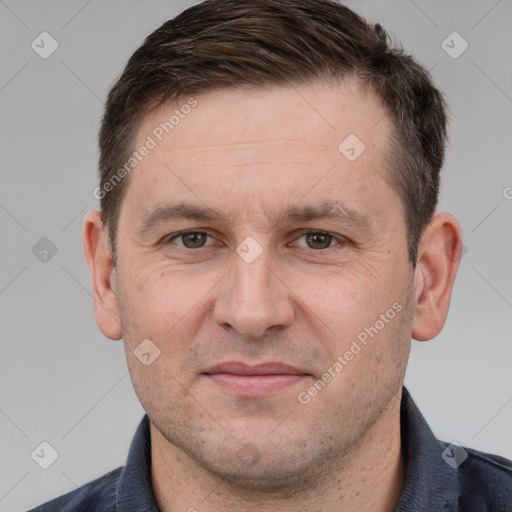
left=137, top=200, right=376, bottom=236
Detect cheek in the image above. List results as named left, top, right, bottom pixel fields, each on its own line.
left=128, top=266, right=186, bottom=319
left=118, top=268, right=199, bottom=409
left=295, top=270, right=377, bottom=334
left=118, top=264, right=218, bottom=353
left=294, top=265, right=408, bottom=360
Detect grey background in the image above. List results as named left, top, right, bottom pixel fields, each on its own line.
left=1, top=0, right=511, bottom=510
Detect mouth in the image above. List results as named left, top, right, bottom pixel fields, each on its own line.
left=202, top=361, right=310, bottom=396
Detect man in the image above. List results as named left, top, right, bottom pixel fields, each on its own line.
left=29, top=0, right=512, bottom=510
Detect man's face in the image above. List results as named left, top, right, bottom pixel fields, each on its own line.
left=113, top=81, right=418, bottom=488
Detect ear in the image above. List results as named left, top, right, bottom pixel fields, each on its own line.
left=82, top=211, right=122, bottom=340
left=411, top=212, right=463, bottom=341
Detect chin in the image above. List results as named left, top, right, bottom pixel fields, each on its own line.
left=164, top=424, right=335, bottom=494
left=196, top=452, right=316, bottom=495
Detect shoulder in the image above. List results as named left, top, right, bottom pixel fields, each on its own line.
left=27, top=466, right=123, bottom=512
left=400, top=388, right=512, bottom=510
left=442, top=441, right=512, bottom=510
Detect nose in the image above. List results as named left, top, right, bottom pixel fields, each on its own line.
left=213, top=246, right=295, bottom=339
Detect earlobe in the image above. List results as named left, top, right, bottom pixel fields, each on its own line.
left=411, top=212, right=463, bottom=342
left=82, top=211, right=123, bottom=340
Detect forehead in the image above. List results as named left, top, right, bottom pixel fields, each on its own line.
left=122, top=81, right=400, bottom=230
left=140, top=80, right=389, bottom=150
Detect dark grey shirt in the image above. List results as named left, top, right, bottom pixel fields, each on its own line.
left=28, top=387, right=512, bottom=511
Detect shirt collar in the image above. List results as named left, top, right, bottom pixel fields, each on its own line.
left=115, top=414, right=159, bottom=511
left=395, top=387, right=458, bottom=511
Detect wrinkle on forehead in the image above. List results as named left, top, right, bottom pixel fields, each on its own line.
left=151, top=136, right=342, bottom=172
left=168, top=138, right=338, bottom=151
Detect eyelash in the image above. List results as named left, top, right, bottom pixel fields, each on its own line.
left=165, top=230, right=348, bottom=250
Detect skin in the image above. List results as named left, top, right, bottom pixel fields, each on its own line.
left=84, top=80, right=462, bottom=512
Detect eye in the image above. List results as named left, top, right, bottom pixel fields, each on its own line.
left=166, top=231, right=216, bottom=249
left=293, top=231, right=346, bottom=250
left=165, top=230, right=347, bottom=251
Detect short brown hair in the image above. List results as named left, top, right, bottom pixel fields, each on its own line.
left=98, top=0, right=447, bottom=269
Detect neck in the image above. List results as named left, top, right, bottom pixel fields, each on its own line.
left=151, top=391, right=405, bottom=512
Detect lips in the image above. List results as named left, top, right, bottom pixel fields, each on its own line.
left=204, top=361, right=306, bottom=376
left=203, top=361, right=309, bottom=395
